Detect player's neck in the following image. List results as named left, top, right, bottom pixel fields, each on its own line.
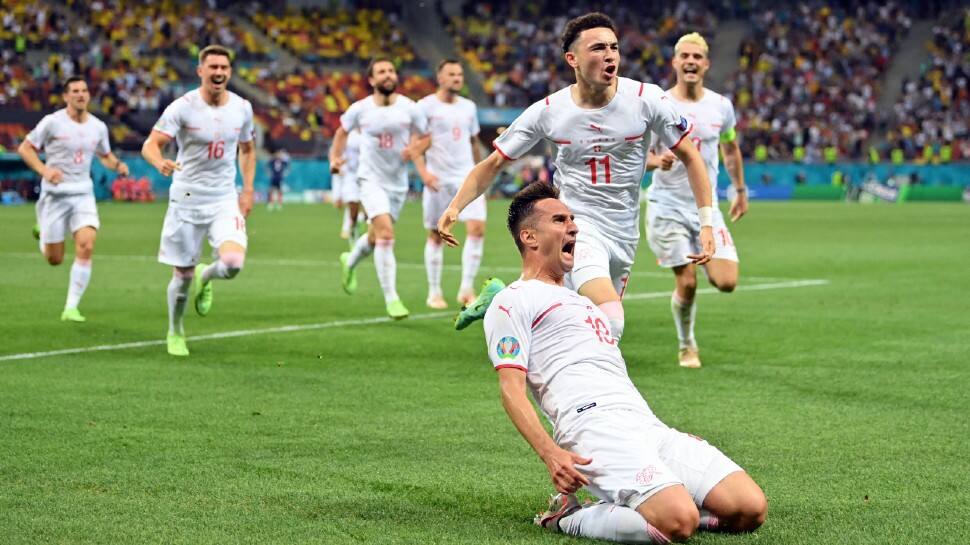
left=372, top=92, right=397, bottom=107
left=200, top=87, right=228, bottom=107
left=436, top=89, right=457, bottom=103
left=520, top=260, right=564, bottom=286
left=571, top=78, right=616, bottom=109
left=673, top=82, right=704, bottom=102
left=66, top=108, right=88, bottom=123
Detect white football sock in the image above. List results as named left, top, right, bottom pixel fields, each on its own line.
left=425, top=239, right=443, bottom=297
left=460, top=235, right=484, bottom=292
left=341, top=208, right=352, bottom=234
left=374, top=238, right=399, bottom=303
left=671, top=291, right=697, bottom=348
left=559, top=502, right=671, bottom=544
left=347, top=234, right=374, bottom=269
left=167, top=270, right=193, bottom=335
left=65, top=258, right=92, bottom=309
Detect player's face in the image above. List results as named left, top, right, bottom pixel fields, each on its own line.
left=673, top=43, right=709, bottom=85
left=566, top=27, right=619, bottom=87
left=369, top=61, right=399, bottom=95
left=198, top=54, right=232, bottom=94
left=437, top=63, right=464, bottom=93
left=528, top=198, right=578, bottom=274
left=63, top=81, right=90, bottom=111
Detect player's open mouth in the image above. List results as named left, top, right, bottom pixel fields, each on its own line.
left=683, top=67, right=698, bottom=75
left=562, top=240, right=576, bottom=255
left=604, top=65, right=616, bottom=76
left=212, top=77, right=226, bottom=85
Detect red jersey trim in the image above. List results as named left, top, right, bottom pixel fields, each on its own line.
left=638, top=82, right=645, bottom=96
left=624, top=132, right=646, bottom=141
left=553, top=139, right=572, bottom=145
left=152, top=128, right=175, bottom=139
left=670, top=125, right=693, bottom=150
left=545, top=96, right=550, bottom=106
left=27, top=139, right=41, bottom=151
left=492, top=142, right=514, bottom=161
left=531, top=302, right=563, bottom=329
left=495, top=364, right=527, bottom=373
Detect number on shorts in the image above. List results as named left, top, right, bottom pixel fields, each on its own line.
left=691, top=136, right=702, bottom=152
left=234, top=216, right=246, bottom=231
left=584, top=315, right=615, bottom=345
left=207, top=140, right=225, bottom=159
left=73, top=150, right=84, bottom=164
left=717, top=227, right=733, bottom=248
left=378, top=133, right=394, bottom=149
left=584, top=156, right=611, bottom=185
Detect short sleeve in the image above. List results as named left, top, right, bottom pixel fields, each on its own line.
left=95, top=123, right=111, bottom=156
left=469, top=102, right=481, bottom=137
left=340, top=101, right=362, bottom=132
left=25, top=115, right=52, bottom=150
left=642, top=86, right=691, bottom=150
left=410, top=102, right=429, bottom=135
left=492, top=99, right=546, bottom=160
left=153, top=100, right=181, bottom=138
left=239, top=101, right=255, bottom=143
left=483, top=291, right=531, bottom=372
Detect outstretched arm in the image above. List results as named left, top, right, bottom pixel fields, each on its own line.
left=498, top=368, right=591, bottom=495
left=436, top=150, right=508, bottom=246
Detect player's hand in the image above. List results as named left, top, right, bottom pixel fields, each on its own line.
left=660, top=151, right=677, bottom=171
left=688, top=226, right=715, bottom=265
left=155, top=159, right=181, bottom=177
left=420, top=170, right=440, bottom=192
left=435, top=207, right=460, bottom=247
left=238, top=190, right=254, bottom=218
left=117, top=162, right=130, bottom=177
left=42, top=166, right=64, bottom=184
left=542, top=447, right=592, bottom=495
left=730, top=190, right=748, bottom=222
left=329, top=156, right=346, bottom=174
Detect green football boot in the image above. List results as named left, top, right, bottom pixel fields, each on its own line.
left=340, top=252, right=357, bottom=295
left=455, top=277, right=505, bottom=331
left=166, top=333, right=189, bottom=357
left=386, top=299, right=409, bottom=320
left=60, top=307, right=86, bottom=322
left=32, top=223, right=40, bottom=240
left=193, top=263, right=213, bottom=316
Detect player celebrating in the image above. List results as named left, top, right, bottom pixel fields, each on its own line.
left=438, top=13, right=715, bottom=338
left=645, top=33, right=748, bottom=369
left=331, top=128, right=364, bottom=241
left=18, top=75, right=129, bottom=322
left=329, top=58, right=429, bottom=319
left=484, top=183, right=766, bottom=543
left=414, top=59, right=486, bottom=309
left=141, top=45, right=257, bottom=356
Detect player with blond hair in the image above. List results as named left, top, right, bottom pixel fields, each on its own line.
left=646, top=33, right=748, bottom=368
left=18, top=75, right=130, bottom=322
left=142, top=45, right=257, bottom=356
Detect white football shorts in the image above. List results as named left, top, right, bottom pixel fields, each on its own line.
left=422, top=179, right=486, bottom=230
left=158, top=198, right=247, bottom=267
left=36, top=192, right=100, bottom=244
left=565, top=218, right=638, bottom=298
left=646, top=201, right=738, bottom=268
left=358, top=176, right=407, bottom=222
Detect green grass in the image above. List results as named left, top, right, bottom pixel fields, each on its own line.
left=1, top=199, right=969, bottom=544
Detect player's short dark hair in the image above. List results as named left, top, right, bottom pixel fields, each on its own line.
left=507, top=182, right=560, bottom=254
left=436, top=58, right=462, bottom=73
left=199, top=45, right=233, bottom=65
left=561, top=12, right=617, bottom=53
left=61, top=75, right=86, bottom=93
left=367, top=57, right=395, bottom=78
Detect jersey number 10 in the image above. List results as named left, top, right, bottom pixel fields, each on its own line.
left=584, top=156, right=612, bottom=185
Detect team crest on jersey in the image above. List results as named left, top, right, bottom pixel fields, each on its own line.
left=676, top=116, right=689, bottom=132
left=496, top=336, right=521, bottom=360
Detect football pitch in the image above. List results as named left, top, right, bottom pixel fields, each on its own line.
left=1, top=199, right=968, bottom=544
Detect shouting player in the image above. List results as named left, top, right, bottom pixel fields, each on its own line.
left=645, top=33, right=748, bottom=368
left=438, top=13, right=715, bottom=338
left=414, top=59, right=486, bottom=309
left=484, top=183, right=766, bottom=543
left=142, top=45, right=257, bottom=356
left=18, top=75, right=129, bottom=322
left=329, top=58, right=429, bottom=319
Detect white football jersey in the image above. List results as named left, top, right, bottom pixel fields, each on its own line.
left=493, top=77, right=692, bottom=243
left=417, top=93, right=480, bottom=184
left=340, top=95, right=428, bottom=189
left=153, top=89, right=255, bottom=203
left=484, top=279, right=656, bottom=438
left=26, top=109, right=110, bottom=196
left=648, top=88, right=736, bottom=207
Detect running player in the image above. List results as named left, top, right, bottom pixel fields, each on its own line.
left=329, top=58, right=429, bottom=319
left=438, top=13, right=715, bottom=338
left=484, top=183, right=766, bottom=543
left=414, top=59, right=486, bottom=310
left=18, top=75, right=129, bottom=322
left=141, top=45, right=257, bottom=356
left=330, top=128, right=364, bottom=241
left=645, top=33, right=748, bottom=369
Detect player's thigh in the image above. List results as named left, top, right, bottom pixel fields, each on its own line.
left=67, top=194, right=100, bottom=237
left=704, top=258, right=738, bottom=290
left=158, top=206, right=207, bottom=268
left=646, top=205, right=695, bottom=269
left=558, top=411, right=683, bottom=509
left=422, top=183, right=457, bottom=230
left=656, top=426, right=743, bottom=507
left=36, top=194, right=69, bottom=244
left=457, top=193, right=487, bottom=224
left=207, top=201, right=248, bottom=253
left=710, top=208, right=739, bottom=264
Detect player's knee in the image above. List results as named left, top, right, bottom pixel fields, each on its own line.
left=712, top=278, right=736, bottom=293
left=174, top=267, right=195, bottom=279
left=654, top=504, right=699, bottom=542
left=678, top=276, right=697, bottom=295
left=734, top=490, right=768, bottom=532
left=220, top=252, right=245, bottom=279
left=46, top=254, right=63, bottom=266
left=76, top=240, right=95, bottom=258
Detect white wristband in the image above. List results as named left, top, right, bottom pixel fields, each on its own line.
left=698, top=206, right=713, bottom=227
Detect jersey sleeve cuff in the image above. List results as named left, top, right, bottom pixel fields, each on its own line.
left=492, top=142, right=514, bottom=161
left=152, top=127, right=175, bottom=138
left=669, top=125, right=693, bottom=150
left=494, top=364, right=527, bottom=373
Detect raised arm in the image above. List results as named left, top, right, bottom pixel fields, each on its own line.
left=436, top=150, right=509, bottom=246
left=497, top=368, right=591, bottom=495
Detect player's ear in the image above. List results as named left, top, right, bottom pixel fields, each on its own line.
left=519, top=228, right=537, bottom=250
left=564, top=50, right=578, bottom=69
